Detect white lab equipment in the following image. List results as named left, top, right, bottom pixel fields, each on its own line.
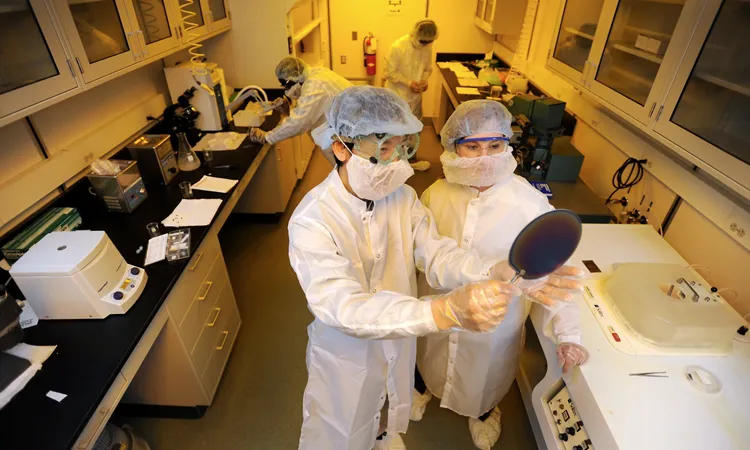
left=229, top=86, right=273, bottom=128
left=519, top=225, right=750, bottom=450
left=10, top=231, right=147, bottom=319
left=164, top=62, right=230, bottom=131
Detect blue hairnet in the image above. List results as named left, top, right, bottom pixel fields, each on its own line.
left=441, top=100, right=513, bottom=152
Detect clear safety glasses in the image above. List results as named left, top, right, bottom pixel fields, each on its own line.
left=345, top=133, right=421, bottom=165
left=455, top=136, right=510, bottom=157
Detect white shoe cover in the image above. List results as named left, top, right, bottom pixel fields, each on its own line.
left=468, top=407, right=502, bottom=450
left=373, top=433, right=407, bottom=450
left=410, top=388, right=433, bottom=421
left=410, top=161, right=431, bottom=171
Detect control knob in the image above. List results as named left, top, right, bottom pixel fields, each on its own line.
left=566, top=426, right=576, bottom=436
left=558, top=433, right=568, bottom=442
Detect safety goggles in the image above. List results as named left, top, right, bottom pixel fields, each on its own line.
left=454, top=136, right=510, bottom=156
left=339, top=133, right=420, bottom=165
left=279, top=78, right=297, bottom=90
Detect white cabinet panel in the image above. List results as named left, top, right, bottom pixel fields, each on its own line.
left=0, top=0, right=80, bottom=125
left=124, top=0, right=181, bottom=58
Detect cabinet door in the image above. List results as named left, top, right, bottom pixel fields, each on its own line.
left=54, top=0, right=139, bottom=83
left=654, top=0, right=750, bottom=193
left=206, top=0, right=230, bottom=31
left=475, top=0, right=486, bottom=20
left=587, top=0, right=705, bottom=124
left=0, top=0, right=79, bottom=123
left=123, top=0, right=181, bottom=58
left=176, top=0, right=208, bottom=41
left=547, top=0, right=608, bottom=86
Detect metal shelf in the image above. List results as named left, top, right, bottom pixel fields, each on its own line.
left=612, top=43, right=664, bottom=64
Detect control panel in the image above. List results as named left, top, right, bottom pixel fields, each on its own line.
left=548, top=386, right=593, bottom=450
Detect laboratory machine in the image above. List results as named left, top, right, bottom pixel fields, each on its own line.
left=164, top=62, right=230, bottom=131
left=126, top=134, right=179, bottom=186
left=519, top=225, right=750, bottom=450
left=86, top=160, right=148, bottom=213
left=10, top=231, right=148, bottom=320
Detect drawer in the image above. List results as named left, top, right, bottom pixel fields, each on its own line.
left=179, top=255, right=229, bottom=351
left=192, top=280, right=236, bottom=375
left=73, top=372, right=128, bottom=450
left=201, top=305, right=241, bottom=400
left=167, top=233, right=222, bottom=322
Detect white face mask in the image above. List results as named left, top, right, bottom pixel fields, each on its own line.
left=285, top=83, right=302, bottom=99
left=440, top=150, right=517, bottom=187
left=337, top=136, right=414, bottom=200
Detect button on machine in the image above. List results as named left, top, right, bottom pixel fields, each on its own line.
left=113, top=291, right=124, bottom=301
left=548, top=385, right=594, bottom=449
left=130, top=267, right=140, bottom=276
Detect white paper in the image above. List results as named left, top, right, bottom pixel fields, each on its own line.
left=6, top=343, right=56, bottom=364
left=456, top=87, right=482, bottom=96
left=162, top=199, right=223, bottom=227
left=457, top=72, right=478, bottom=80
left=437, top=62, right=451, bottom=69
left=145, top=234, right=168, bottom=265
left=46, top=391, right=67, bottom=402
left=193, top=132, right=247, bottom=151
left=191, top=175, right=239, bottom=194
left=458, top=78, right=489, bottom=87
left=18, top=301, right=39, bottom=329
left=485, top=51, right=494, bottom=60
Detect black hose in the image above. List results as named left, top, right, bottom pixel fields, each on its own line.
left=605, top=158, right=647, bottom=204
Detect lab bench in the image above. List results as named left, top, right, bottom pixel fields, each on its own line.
left=433, top=53, right=612, bottom=224
left=0, top=112, right=283, bottom=450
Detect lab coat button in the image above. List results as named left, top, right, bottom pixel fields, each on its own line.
left=464, top=238, right=469, bottom=243
left=372, top=288, right=377, bottom=293
left=376, top=253, right=381, bottom=259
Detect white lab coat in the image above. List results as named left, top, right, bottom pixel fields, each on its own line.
left=266, top=66, right=351, bottom=148
left=384, top=35, right=433, bottom=120
left=417, top=176, right=583, bottom=418
left=289, top=170, right=494, bottom=450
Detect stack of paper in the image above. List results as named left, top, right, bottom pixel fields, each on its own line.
left=457, top=71, right=478, bottom=80
left=458, top=78, right=489, bottom=88
left=162, top=199, right=223, bottom=227
left=456, top=87, right=482, bottom=96
left=192, top=175, right=238, bottom=193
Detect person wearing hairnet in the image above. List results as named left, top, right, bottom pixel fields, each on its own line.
left=411, top=100, right=588, bottom=450
left=247, top=56, right=351, bottom=165
left=291, top=87, right=524, bottom=450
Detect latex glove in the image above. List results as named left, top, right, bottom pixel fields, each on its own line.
left=418, top=80, right=429, bottom=92
left=409, top=81, right=422, bottom=93
left=262, top=97, right=285, bottom=113
left=248, top=128, right=267, bottom=144
left=431, top=280, right=520, bottom=332
left=557, top=342, right=589, bottom=373
left=489, top=261, right=584, bottom=307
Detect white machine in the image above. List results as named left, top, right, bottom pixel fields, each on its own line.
left=9, top=231, right=147, bottom=319
left=164, top=61, right=230, bottom=131
left=519, top=225, right=750, bottom=450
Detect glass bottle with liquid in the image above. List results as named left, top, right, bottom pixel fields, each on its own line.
left=176, top=132, right=201, bottom=172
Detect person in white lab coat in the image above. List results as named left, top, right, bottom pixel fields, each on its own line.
left=384, top=20, right=438, bottom=120
left=290, top=86, right=523, bottom=450
left=248, top=56, right=351, bottom=165
left=412, top=100, right=590, bottom=450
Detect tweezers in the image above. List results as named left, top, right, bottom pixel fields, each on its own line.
left=629, top=371, right=668, bottom=378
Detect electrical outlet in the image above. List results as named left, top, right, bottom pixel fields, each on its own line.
left=725, top=206, right=750, bottom=251
left=352, top=31, right=358, bottom=41
left=341, top=55, right=347, bottom=64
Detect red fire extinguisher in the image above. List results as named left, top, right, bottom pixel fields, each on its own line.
left=363, top=33, right=377, bottom=76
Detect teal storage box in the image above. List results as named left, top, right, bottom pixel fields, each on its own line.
left=2, top=207, right=83, bottom=264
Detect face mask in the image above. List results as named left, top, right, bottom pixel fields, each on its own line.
left=440, top=150, right=517, bottom=187
left=285, top=83, right=302, bottom=99
left=337, top=136, right=414, bottom=200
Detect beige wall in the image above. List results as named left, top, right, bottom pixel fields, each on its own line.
left=498, top=1, right=750, bottom=314
left=0, top=62, right=169, bottom=239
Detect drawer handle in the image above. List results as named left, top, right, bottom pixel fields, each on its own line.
left=189, top=252, right=204, bottom=271
left=197, top=281, right=213, bottom=301
left=208, top=307, right=221, bottom=327
left=216, top=330, right=229, bottom=350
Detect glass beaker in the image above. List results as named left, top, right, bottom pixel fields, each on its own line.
left=176, top=132, right=201, bottom=172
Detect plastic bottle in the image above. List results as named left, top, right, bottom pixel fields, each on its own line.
left=176, top=132, right=201, bottom=172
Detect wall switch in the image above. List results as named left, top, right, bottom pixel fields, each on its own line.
left=352, top=31, right=358, bottom=41
left=341, top=55, right=347, bottom=64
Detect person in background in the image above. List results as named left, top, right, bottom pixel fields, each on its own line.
left=248, top=56, right=351, bottom=165
left=291, top=86, right=521, bottom=450
left=385, top=19, right=439, bottom=172
left=412, top=100, right=589, bottom=450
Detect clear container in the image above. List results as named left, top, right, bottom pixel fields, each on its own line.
left=176, top=132, right=200, bottom=172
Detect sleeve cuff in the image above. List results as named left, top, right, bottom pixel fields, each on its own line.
left=418, top=299, right=440, bottom=336
left=557, top=334, right=582, bottom=346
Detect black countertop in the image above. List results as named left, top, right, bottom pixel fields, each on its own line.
left=0, top=113, right=280, bottom=450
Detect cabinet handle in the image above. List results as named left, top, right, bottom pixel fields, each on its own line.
left=136, top=30, right=147, bottom=57
left=197, top=281, right=213, bottom=301
left=75, top=57, right=84, bottom=74
left=189, top=252, right=204, bottom=271
left=648, top=102, right=656, bottom=118
left=125, top=32, right=137, bottom=61
left=655, top=105, right=664, bottom=121
left=66, top=59, right=75, bottom=77
left=208, top=307, right=221, bottom=327
left=216, top=330, right=229, bottom=350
